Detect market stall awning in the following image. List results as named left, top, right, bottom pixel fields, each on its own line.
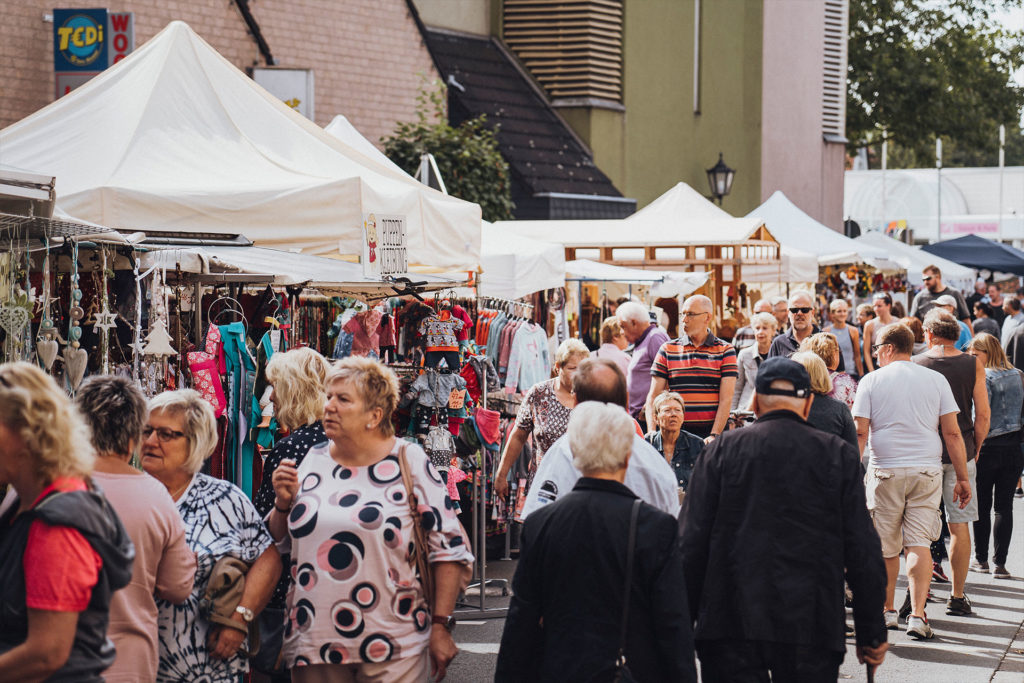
left=566, top=259, right=709, bottom=298
left=141, top=246, right=462, bottom=301
left=740, top=246, right=819, bottom=283
left=481, top=222, right=565, bottom=300
left=747, top=191, right=899, bottom=270
left=920, top=234, right=1024, bottom=277
left=0, top=21, right=481, bottom=273
left=856, top=231, right=976, bottom=289
left=496, top=183, right=770, bottom=249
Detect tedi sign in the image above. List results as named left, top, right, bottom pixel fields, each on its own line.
left=53, top=8, right=134, bottom=97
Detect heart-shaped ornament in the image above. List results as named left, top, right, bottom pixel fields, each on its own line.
left=37, top=339, right=59, bottom=370
left=64, top=347, right=88, bottom=390
left=0, top=304, right=29, bottom=338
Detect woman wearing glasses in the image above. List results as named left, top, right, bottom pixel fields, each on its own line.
left=142, top=389, right=280, bottom=683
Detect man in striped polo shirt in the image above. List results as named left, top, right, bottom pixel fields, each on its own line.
left=646, top=295, right=737, bottom=441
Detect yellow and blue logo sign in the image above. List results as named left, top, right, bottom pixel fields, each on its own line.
left=54, top=9, right=108, bottom=71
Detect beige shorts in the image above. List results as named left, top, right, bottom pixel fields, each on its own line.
left=864, top=465, right=943, bottom=558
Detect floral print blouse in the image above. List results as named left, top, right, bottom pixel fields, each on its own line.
left=514, top=378, right=573, bottom=461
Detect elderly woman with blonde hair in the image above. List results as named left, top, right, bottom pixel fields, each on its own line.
left=497, top=402, right=696, bottom=681
left=0, top=362, right=134, bottom=682
left=800, top=332, right=857, bottom=409
left=268, top=357, right=473, bottom=682
left=143, top=389, right=280, bottom=682
left=790, top=351, right=858, bottom=449
left=252, top=347, right=332, bottom=679
left=495, top=337, right=590, bottom=498
left=733, top=312, right=778, bottom=411
left=645, top=392, right=706, bottom=496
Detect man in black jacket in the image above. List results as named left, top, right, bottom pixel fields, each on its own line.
left=496, top=401, right=697, bottom=682
left=680, top=357, right=888, bottom=681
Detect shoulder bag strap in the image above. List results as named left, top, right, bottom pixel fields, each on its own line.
left=616, top=499, right=642, bottom=672
left=397, top=442, right=434, bottom=609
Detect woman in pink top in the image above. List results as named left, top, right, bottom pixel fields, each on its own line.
left=76, top=376, right=196, bottom=683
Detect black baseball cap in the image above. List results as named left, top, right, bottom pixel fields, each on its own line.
left=755, top=357, right=811, bottom=398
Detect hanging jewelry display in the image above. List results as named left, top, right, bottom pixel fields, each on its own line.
left=142, top=267, right=177, bottom=392
left=131, top=252, right=146, bottom=381
left=36, top=239, right=59, bottom=371
left=0, top=229, right=32, bottom=363
left=91, top=247, right=118, bottom=374
left=63, top=240, right=89, bottom=392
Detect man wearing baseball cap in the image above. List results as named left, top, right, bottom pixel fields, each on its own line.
left=680, top=358, right=888, bottom=679
left=933, top=294, right=972, bottom=350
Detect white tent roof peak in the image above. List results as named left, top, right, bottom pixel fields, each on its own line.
left=1, top=20, right=481, bottom=272
left=630, top=181, right=733, bottom=222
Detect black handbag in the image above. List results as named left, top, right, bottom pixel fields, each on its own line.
left=612, top=499, right=642, bottom=683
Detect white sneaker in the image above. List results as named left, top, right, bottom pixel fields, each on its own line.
left=884, top=609, right=899, bottom=630
left=907, top=615, right=934, bottom=640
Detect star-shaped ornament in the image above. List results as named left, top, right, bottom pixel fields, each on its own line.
left=92, top=309, right=119, bottom=334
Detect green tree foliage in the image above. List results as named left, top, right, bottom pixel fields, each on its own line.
left=383, top=81, right=514, bottom=222
left=848, top=0, right=1024, bottom=168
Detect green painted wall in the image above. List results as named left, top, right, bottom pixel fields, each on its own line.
left=621, top=0, right=763, bottom=214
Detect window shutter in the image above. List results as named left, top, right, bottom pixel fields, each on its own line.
left=822, top=0, right=848, bottom=140
left=503, top=0, right=624, bottom=103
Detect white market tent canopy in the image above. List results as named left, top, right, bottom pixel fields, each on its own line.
left=566, top=259, right=710, bottom=298
left=855, top=231, right=977, bottom=290
left=496, top=182, right=769, bottom=249
left=141, top=245, right=460, bottom=300
left=321, top=116, right=566, bottom=299
left=0, top=21, right=481, bottom=273
left=481, top=223, right=565, bottom=299
left=747, top=191, right=900, bottom=271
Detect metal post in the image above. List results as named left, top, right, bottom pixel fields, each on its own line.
left=999, top=124, right=1005, bottom=241
left=881, top=130, right=887, bottom=233
left=936, top=137, right=943, bottom=239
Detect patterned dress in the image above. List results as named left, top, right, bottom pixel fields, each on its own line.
left=156, top=474, right=273, bottom=683
left=828, top=371, right=858, bottom=410
left=514, top=378, right=573, bottom=461
left=280, top=440, right=472, bottom=668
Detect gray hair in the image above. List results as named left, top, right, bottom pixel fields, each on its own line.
left=683, top=294, right=713, bottom=312
left=753, top=299, right=773, bottom=313
left=923, top=308, right=961, bottom=342
left=788, top=290, right=814, bottom=306
left=751, top=312, right=778, bottom=329
left=569, top=402, right=634, bottom=475
left=148, top=389, right=218, bottom=474
left=76, top=375, right=148, bottom=457
left=615, top=301, right=650, bottom=324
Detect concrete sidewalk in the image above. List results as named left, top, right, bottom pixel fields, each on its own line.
left=838, top=497, right=1024, bottom=682
left=448, top=498, right=1024, bottom=682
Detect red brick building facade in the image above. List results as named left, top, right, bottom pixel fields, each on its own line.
left=0, top=0, right=439, bottom=147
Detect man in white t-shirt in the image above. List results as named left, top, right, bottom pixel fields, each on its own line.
left=520, top=358, right=681, bottom=520
left=852, top=323, right=972, bottom=641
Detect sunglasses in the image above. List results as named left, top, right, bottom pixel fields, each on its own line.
left=922, top=276, right=934, bottom=282
left=788, top=307, right=812, bottom=314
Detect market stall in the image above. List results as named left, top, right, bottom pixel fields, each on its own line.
left=0, top=20, right=482, bottom=273
left=920, top=234, right=1024, bottom=277
left=496, top=181, right=780, bottom=331
left=855, top=231, right=976, bottom=290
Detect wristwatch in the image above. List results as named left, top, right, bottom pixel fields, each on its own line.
left=235, top=605, right=255, bottom=623
left=431, top=614, right=456, bottom=633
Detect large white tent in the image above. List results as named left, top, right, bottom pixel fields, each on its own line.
left=480, top=223, right=564, bottom=299
left=855, top=231, right=976, bottom=290
left=320, top=115, right=565, bottom=298
left=0, top=21, right=481, bottom=272
left=495, top=182, right=767, bottom=247
left=747, top=191, right=897, bottom=271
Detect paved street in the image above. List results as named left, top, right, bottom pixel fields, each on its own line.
left=448, top=497, right=1024, bottom=682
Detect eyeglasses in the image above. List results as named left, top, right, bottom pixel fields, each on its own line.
left=682, top=311, right=710, bottom=318
left=142, top=425, right=186, bottom=443
left=788, top=307, right=812, bottom=314
left=871, top=343, right=891, bottom=354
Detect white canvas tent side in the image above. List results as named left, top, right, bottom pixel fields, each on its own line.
left=0, top=21, right=481, bottom=273
left=855, top=231, right=976, bottom=290
left=747, top=191, right=899, bottom=271
left=321, top=119, right=566, bottom=299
